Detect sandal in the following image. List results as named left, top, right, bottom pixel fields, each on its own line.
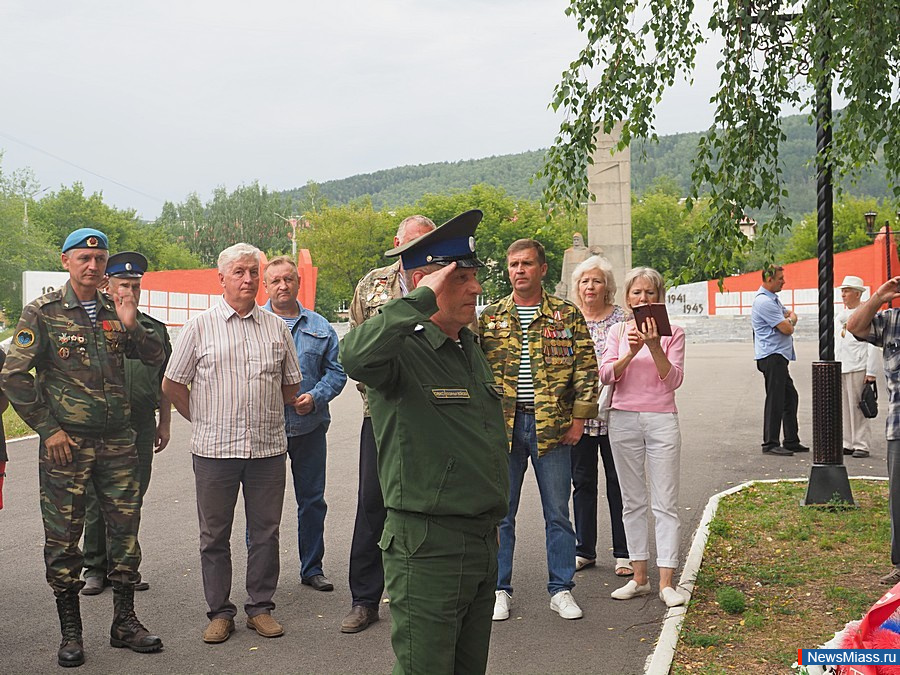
left=615, top=558, right=634, bottom=577
left=880, top=568, right=900, bottom=585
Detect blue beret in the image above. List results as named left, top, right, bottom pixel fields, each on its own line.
left=62, top=228, right=108, bottom=253
left=385, top=210, right=484, bottom=270
left=107, top=251, right=148, bottom=278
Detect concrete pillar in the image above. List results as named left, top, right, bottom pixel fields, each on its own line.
left=586, top=124, right=632, bottom=304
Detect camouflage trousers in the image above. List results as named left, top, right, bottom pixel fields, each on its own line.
left=82, top=417, right=154, bottom=579
left=39, top=432, right=141, bottom=594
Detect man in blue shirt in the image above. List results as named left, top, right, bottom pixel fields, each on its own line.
left=263, top=256, right=347, bottom=591
left=751, top=266, right=809, bottom=456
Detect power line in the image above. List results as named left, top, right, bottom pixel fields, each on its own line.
left=0, top=130, right=164, bottom=203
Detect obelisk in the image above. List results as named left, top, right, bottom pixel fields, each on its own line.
left=587, top=124, right=632, bottom=303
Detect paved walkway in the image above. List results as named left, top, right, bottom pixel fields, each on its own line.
left=0, top=340, right=888, bottom=674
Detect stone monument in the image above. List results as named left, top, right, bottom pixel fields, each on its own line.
left=557, top=123, right=632, bottom=304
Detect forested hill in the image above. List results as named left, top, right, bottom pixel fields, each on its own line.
left=281, top=112, right=888, bottom=215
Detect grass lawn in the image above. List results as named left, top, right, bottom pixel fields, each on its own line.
left=2, top=405, right=33, bottom=439
left=672, top=480, right=890, bottom=674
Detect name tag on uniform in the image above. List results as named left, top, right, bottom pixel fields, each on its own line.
left=431, top=388, right=470, bottom=400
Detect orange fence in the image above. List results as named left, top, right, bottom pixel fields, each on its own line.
left=137, top=251, right=317, bottom=326
left=707, top=236, right=896, bottom=315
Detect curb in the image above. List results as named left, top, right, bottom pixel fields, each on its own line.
left=643, top=475, right=888, bottom=675
left=8, top=433, right=38, bottom=443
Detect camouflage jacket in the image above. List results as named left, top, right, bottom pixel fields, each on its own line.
left=347, top=260, right=404, bottom=417
left=479, top=289, right=599, bottom=456
left=0, top=281, right=165, bottom=442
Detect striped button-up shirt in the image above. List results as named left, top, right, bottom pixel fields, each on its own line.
left=865, top=308, right=900, bottom=441
left=165, top=300, right=303, bottom=458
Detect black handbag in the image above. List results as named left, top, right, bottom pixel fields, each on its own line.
left=859, top=380, right=878, bottom=419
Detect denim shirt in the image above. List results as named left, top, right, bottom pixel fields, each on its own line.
left=262, top=300, right=347, bottom=437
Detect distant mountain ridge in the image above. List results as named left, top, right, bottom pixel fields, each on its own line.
left=281, top=113, right=888, bottom=217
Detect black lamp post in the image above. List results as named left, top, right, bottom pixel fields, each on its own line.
left=865, top=211, right=894, bottom=308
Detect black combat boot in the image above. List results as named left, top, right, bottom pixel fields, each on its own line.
left=55, top=590, right=85, bottom=667
left=109, top=584, right=163, bottom=653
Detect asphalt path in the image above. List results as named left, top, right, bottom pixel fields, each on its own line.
left=0, top=340, right=889, bottom=674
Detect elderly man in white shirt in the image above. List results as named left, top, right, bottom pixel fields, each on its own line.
left=835, top=275, right=881, bottom=458
left=163, top=243, right=303, bottom=645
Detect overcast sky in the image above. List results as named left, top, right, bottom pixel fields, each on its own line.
left=1, top=0, right=728, bottom=219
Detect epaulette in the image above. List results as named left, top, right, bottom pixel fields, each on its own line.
left=33, top=287, right=66, bottom=308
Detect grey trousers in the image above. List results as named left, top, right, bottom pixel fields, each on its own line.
left=889, top=441, right=900, bottom=567
left=193, top=454, right=286, bottom=620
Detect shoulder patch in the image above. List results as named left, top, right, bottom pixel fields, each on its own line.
left=15, top=328, right=36, bottom=348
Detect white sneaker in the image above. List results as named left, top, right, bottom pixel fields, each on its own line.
left=550, top=590, right=583, bottom=619
left=659, top=587, right=686, bottom=607
left=492, top=590, right=511, bottom=621
left=575, top=556, right=596, bottom=571
left=611, top=579, right=652, bottom=600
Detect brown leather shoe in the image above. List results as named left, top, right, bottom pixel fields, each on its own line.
left=202, top=618, right=235, bottom=643
left=246, top=613, right=284, bottom=638
left=340, top=605, right=379, bottom=634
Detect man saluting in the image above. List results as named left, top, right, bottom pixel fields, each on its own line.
left=340, top=211, right=509, bottom=675
left=0, top=228, right=165, bottom=668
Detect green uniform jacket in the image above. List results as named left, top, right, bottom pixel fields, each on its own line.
left=340, top=286, right=510, bottom=529
left=125, top=311, right=172, bottom=425
left=0, top=282, right=165, bottom=441
left=479, top=289, right=599, bottom=457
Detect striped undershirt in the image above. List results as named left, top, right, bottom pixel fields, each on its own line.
left=80, top=300, right=98, bottom=325
left=515, top=304, right=540, bottom=404
left=278, top=314, right=300, bottom=332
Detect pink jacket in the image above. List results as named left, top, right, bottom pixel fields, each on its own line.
left=599, top=322, right=685, bottom=413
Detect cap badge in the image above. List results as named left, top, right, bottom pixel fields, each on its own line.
left=86, top=236, right=99, bottom=248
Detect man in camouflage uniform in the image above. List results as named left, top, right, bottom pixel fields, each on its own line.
left=82, top=251, right=172, bottom=595
left=479, top=238, right=598, bottom=622
left=340, top=214, right=436, bottom=634
left=0, top=229, right=165, bottom=668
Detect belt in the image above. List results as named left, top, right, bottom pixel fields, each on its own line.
left=515, top=402, right=535, bottom=414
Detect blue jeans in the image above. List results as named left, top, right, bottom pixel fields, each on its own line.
left=287, top=424, right=328, bottom=579
left=498, top=411, right=576, bottom=596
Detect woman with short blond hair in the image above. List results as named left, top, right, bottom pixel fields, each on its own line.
left=600, top=266, right=686, bottom=607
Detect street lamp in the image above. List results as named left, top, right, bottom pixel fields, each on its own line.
left=864, top=211, right=894, bottom=308
left=22, top=186, right=49, bottom=230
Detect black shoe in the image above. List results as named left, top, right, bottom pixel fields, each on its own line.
left=843, top=447, right=854, bottom=455
left=784, top=443, right=809, bottom=452
left=109, top=584, right=163, bottom=653
left=853, top=449, right=871, bottom=458
left=340, top=605, right=379, bottom=634
left=762, top=445, right=794, bottom=456
left=301, top=574, right=334, bottom=592
left=56, top=590, right=85, bottom=668
left=134, top=581, right=150, bottom=592
left=81, top=576, right=107, bottom=596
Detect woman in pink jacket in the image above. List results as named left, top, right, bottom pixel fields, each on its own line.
left=599, top=267, right=686, bottom=608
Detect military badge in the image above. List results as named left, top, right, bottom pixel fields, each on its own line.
left=86, top=236, right=99, bottom=247
left=58, top=347, right=70, bottom=359
left=15, top=328, right=35, bottom=348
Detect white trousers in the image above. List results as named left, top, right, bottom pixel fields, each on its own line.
left=608, top=410, right=682, bottom=569
left=842, top=371, right=872, bottom=452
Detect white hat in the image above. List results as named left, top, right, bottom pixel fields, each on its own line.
left=838, top=275, right=866, bottom=292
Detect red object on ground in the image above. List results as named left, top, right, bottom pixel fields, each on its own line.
left=838, top=581, right=900, bottom=674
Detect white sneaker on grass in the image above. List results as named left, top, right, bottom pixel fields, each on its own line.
left=550, top=590, right=583, bottom=619
left=492, top=590, right=511, bottom=621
